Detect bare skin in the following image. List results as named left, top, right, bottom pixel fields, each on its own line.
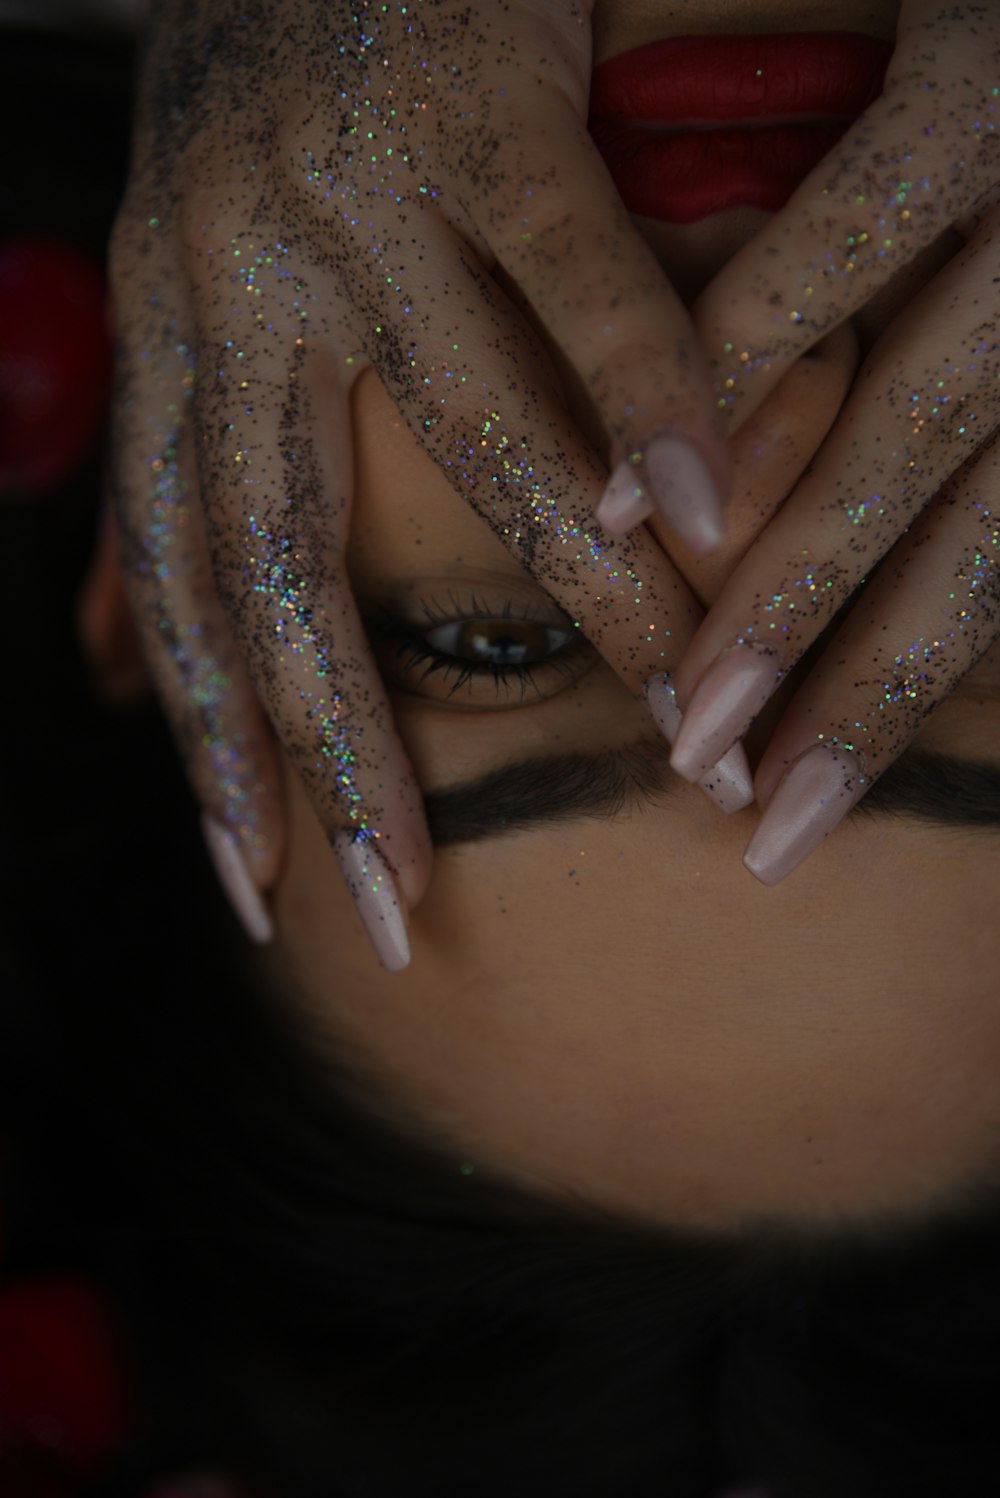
left=104, top=0, right=1000, bottom=1234
left=109, top=0, right=999, bottom=963
left=271, top=334, right=1000, bottom=1237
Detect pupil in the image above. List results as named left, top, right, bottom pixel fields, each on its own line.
left=462, top=621, right=544, bottom=665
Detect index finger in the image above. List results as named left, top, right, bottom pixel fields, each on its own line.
left=694, top=0, right=1000, bottom=434
left=448, top=55, right=734, bottom=556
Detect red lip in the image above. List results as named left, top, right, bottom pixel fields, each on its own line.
left=588, top=33, right=893, bottom=223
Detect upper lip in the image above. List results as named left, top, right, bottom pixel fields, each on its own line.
left=588, top=32, right=894, bottom=129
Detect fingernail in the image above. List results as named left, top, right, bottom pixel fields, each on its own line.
left=595, top=456, right=656, bottom=534
left=333, top=831, right=411, bottom=972
left=701, top=740, right=757, bottom=814
left=670, top=646, right=779, bottom=781
left=644, top=674, right=754, bottom=813
left=596, top=433, right=726, bottom=555
left=743, top=745, right=866, bottom=885
left=201, top=814, right=274, bottom=944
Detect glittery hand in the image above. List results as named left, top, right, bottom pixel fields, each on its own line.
left=109, top=205, right=436, bottom=969
left=108, top=0, right=753, bottom=968
left=653, top=1, right=1000, bottom=882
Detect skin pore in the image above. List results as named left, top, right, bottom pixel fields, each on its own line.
left=265, top=0, right=1000, bottom=1237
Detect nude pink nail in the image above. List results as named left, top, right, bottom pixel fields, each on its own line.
left=670, top=646, right=780, bottom=781
left=333, top=831, right=411, bottom=972
left=645, top=433, right=726, bottom=554
left=644, top=674, right=754, bottom=813
left=743, top=745, right=866, bottom=885
left=701, top=741, right=756, bottom=814
left=595, top=457, right=657, bottom=534
left=596, top=433, right=726, bottom=554
left=201, top=814, right=274, bottom=944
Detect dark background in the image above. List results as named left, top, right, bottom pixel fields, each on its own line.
left=0, top=21, right=249, bottom=1491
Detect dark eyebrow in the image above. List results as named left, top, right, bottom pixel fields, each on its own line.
left=857, top=748, right=1000, bottom=829
left=424, top=737, right=673, bottom=846
left=424, top=740, right=1000, bottom=848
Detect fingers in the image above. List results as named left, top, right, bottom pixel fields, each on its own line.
left=108, top=239, right=286, bottom=923
left=693, top=1, right=1000, bottom=436
left=667, top=213, right=1000, bottom=782
left=186, top=257, right=433, bottom=966
left=314, top=195, right=756, bottom=810
left=452, top=75, right=733, bottom=555
left=336, top=205, right=695, bottom=686
left=745, top=432, right=1000, bottom=884
left=648, top=323, right=861, bottom=608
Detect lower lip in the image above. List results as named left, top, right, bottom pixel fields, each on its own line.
left=588, top=119, right=852, bottom=224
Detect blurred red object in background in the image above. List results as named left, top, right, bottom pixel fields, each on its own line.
left=0, top=1278, right=126, bottom=1487
left=0, top=238, right=112, bottom=498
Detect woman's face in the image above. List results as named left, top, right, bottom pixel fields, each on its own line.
left=268, top=0, right=1000, bottom=1236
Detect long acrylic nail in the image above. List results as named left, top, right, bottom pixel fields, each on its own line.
left=333, top=831, right=411, bottom=972
left=201, top=814, right=274, bottom=944
left=596, top=433, right=726, bottom=555
left=644, top=674, right=754, bottom=813
left=670, top=646, right=779, bottom=781
left=743, top=746, right=866, bottom=885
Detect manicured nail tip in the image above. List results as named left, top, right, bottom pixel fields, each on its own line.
left=643, top=671, right=683, bottom=739
left=595, top=460, right=657, bottom=535
left=333, top=831, right=411, bottom=972
left=743, top=746, right=865, bottom=886
left=644, top=673, right=753, bottom=813
left=644, top=432, right=726, bottom=554
left=670, top=647, right=779, bottom=781
left=201, top=813, right=274, bottom=944
left=700, top=740, right=755, bottom=814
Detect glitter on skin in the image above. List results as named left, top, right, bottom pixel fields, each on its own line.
left=455, top=409, right=641, bottom=599
left=138, top=348, right=266, bottom=859
left=288, top=6, right=675, bottom=678
left=712, top=288, right=999, bottom=756
left=212, top=237, right=391, bottom=879
left=703, top=40, right=998, bottom=421
left=243, top=510, right=371, bottom=841
left=760, top=569, right=837, bottom=637
left=111, top=0, right=1000, bottom=921
left=816, top=496, right=999, bottom=773
left=874, top=501, right=1000, bottom=724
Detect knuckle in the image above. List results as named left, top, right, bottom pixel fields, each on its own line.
left=484, top=167, right=581, bottom=269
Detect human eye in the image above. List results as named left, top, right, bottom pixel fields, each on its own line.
left=364, top=588, right=597, bottom=709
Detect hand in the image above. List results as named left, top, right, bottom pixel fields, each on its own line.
left=644, top=1, right=1000, bottom=882
left=108, top=0, right=749, bottom=968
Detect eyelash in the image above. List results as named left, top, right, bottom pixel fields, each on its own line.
left=367, top=592, right=590, bottom=701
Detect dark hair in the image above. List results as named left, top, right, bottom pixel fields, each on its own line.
left=4, top=26, right=999, bottom=1498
